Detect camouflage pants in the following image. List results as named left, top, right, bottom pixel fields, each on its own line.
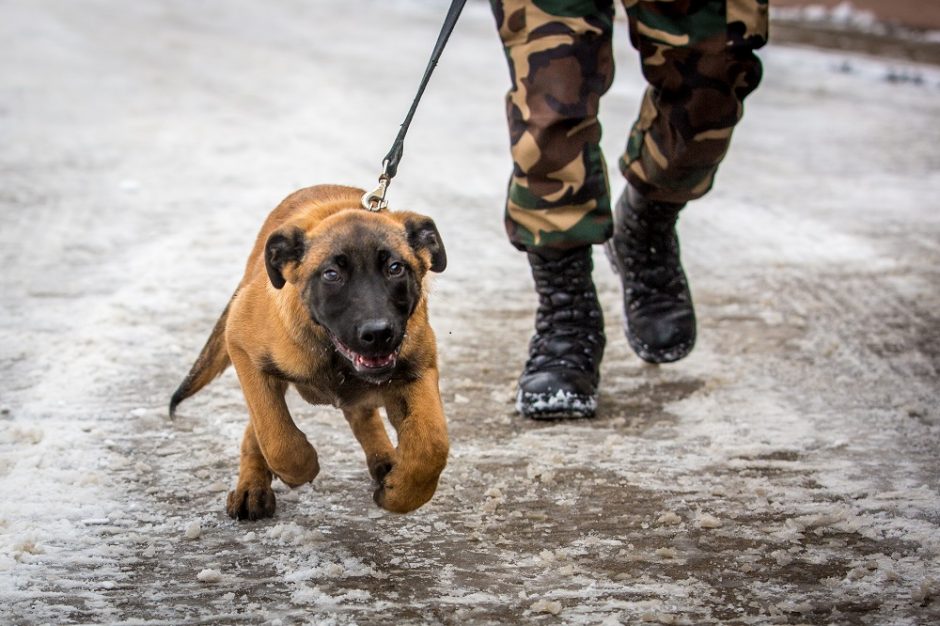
left=490, top=0, right=768, bottom=252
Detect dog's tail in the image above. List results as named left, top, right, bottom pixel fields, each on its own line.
left=169, top=298, right=234, bottom=418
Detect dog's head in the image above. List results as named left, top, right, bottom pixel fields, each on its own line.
left=263, top=208, right=446, bottom=382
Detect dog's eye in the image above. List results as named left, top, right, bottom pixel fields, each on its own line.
left=388, top=262, right=405, bottom=277
left=322, top=269, right=341, bottom=282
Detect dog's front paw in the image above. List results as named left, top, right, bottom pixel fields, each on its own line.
left=226, top=484, right=276, bottom=521
left=269, top=439, right=320, bottom=488
left=367, top=453, right=394, bottom=484
left=373, top=464, right=441, bottom=514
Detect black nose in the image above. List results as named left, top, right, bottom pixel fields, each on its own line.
left=358, top=319, right=394, bottom=349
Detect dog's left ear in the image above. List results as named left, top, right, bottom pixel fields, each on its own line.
left=264, top=226, right=306, bottom=289
left=405, top=216, right=447, bottom=273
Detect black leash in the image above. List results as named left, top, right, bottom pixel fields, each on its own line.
left=361, top=0, right=467, bottom=210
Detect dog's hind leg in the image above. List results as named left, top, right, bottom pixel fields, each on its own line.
left=226, top=423, right=276, bottom=520
left=377, top=369, right=449, bottom=513
left=343, top=407, right=396, bottom=484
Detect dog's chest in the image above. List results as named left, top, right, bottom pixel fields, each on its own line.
left=293, top=376, right=383, bottom=410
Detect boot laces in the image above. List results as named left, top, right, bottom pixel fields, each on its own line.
left=614, top=213, right=687, bottom=297
left=525, top=251, right=604, bottom=374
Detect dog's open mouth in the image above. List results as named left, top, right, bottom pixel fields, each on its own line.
left=329, top=334, right=399, bottom=374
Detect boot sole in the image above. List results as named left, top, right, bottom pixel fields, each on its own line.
left=516, top=389, right=597, bottom=420
left=624, top=326, right=695, bottom=364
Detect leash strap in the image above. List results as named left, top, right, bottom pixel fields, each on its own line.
left=362, top=0, right=467, bottom=210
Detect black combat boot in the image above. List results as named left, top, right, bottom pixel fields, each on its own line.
left=517, top=245, right=605, bottom=419
left=604, top=184, right=696, bottom=363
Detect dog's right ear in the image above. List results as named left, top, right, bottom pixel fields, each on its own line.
left=264, top=226, right=306, bottom=289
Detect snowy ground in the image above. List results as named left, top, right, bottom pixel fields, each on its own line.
left=2, top=1, right=939, bottom=624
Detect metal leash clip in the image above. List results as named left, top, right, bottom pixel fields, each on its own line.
left=361, top=161, right=391, bottom=211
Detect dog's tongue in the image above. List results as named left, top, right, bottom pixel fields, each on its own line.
left=330, top=333, right=397, bottom=371
left=354, top=352, right=395, bottom=370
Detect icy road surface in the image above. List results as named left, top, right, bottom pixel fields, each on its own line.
left=1, top=0, right=939, bottom=624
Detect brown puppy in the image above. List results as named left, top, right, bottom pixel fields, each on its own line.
left=170, top=184, right=449, bottom=519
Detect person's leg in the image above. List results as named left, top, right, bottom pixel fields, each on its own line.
left=490, top=0, right=615, bottom=418
left=608, top=0, right=767, bottom=362
left=492, top=0, right=617, bottom=252
left=620, top=0, right=767, bottom=203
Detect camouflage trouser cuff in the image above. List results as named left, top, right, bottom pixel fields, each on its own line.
left=504, top=148, right=614, bottom=253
